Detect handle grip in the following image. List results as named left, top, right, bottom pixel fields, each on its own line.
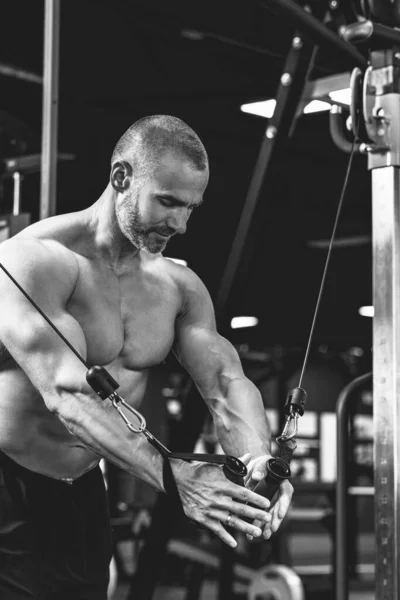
left=222, top=456, right=247, bottom=486
left=222, top=455, right=291, bottom=500
left=254, top=457, right=291, bottom=501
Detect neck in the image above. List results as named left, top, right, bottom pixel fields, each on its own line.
left=85, top=183, right=140, bottom=267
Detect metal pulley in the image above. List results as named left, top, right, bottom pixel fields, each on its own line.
left=248, top=564, right=305, bottom=600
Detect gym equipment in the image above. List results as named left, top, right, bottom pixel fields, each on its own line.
left=41, top=0, right=60, bottom=219
left=265, top=1, right=400, bottom=598
left=248, top=564, right=305, bottom=600
left=0, top=153, right=74, bottom=217
left=336, top=372, right=373, bottom=600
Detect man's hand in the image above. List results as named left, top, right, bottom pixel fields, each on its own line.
left=171, top=458, right=272, bottom=548
left=243, top=454, right=294, bottom=541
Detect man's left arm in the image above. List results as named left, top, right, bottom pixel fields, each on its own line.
left=173, top=270, right=293, bottom=538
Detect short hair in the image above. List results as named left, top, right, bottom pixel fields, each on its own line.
left=111, top=115, right=208, bottom=180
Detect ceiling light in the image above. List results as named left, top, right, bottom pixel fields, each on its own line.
left=241, top=72, right=353, bottom=120
left=303, top=100, right=331, bottom=114
left=241, top=98, right=331, bottom=119
left=231, top=316, right=259, bottom=329
left=329, top=88, right=351, bottom=105
left=359, top=306, right=374, bottom=318
left=240, top=100, right=276, bottom=118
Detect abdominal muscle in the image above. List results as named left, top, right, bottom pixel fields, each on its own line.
left=0, top=363, right=147, bottom=480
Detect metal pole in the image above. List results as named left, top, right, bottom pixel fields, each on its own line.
left=372, top=166, right=400, bottom=600
left=335, top=372, right=372, bottom=600
left=215, top=33, right=317, bottom=316
left=0, top=62, right=43, bottom=85
left=263, top=0, right=366, bottom=69
left=367, top=49, right=400, bottom=600
left=12, top=172, right=21, bottom=216
left=40, top=0, right=60, bottom=220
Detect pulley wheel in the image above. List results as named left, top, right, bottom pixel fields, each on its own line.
left=248, top=564, right=305, bottom=600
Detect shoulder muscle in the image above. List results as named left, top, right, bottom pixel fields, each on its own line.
left=0, top=237, right=78, bottom=306
left=170, top=263, right=215, bottom=328
left=0, top=237, right=86, bottom=406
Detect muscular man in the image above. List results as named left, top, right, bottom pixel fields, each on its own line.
left=0, top=115, right=293, bottom=599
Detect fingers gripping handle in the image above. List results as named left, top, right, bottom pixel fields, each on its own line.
left=222, top=455, right=291, bottom=502
left=86, top=365, right=290, bottom=508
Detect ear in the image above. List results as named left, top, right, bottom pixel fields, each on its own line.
left=110, top=161, right=133, bottom=193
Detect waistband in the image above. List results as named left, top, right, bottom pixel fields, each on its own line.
left=0, top=449, right=100, bottom=485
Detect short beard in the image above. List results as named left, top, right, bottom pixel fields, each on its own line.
left=116, top=190, right=167, bottom=255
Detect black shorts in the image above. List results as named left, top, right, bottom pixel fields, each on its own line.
left=0, top=450, right=112, bottom=600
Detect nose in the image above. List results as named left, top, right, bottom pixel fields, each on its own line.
left=167, top=208, right=188, bottom=235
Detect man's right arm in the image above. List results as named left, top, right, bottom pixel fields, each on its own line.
left=0, top=238, right=272, bottom=546
left=0, top=237, right=169, bottom=489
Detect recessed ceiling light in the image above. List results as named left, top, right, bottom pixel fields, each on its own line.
left=241, top=98, right=332, bottom=119
left=358, top=306, right=374, bottom=318
left=329, top=88, right=351, bottom=105
left=240, top=99, right=276, bottom=118
left=303, top=100, right=331, bottom=114
left=231, top=316, right=259, bottom=329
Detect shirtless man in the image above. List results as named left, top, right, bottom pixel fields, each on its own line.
left=0, top=115, right=293, bottom=599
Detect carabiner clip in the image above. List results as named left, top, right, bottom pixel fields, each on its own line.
left=110, top=392, right=147, bottom=434
left=276, top=412, right=299, bottom=443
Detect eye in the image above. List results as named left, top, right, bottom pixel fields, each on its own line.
left=159, top=198, right=175, bottom=207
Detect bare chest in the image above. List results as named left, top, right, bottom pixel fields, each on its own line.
left=67, top=259, right=180, bottom=369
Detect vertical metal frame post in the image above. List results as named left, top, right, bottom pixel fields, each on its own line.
left=40, top=0, right=60, bottom=220
left=367, top=49, right=400, bottom=600
left=335, top=372, right=372, bottom=600
left=372, top=168, right=400, bottom=600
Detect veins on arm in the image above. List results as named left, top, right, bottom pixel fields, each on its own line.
left=173, top=270, right=271, bottom=458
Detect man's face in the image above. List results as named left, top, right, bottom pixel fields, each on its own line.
left=116, top=152, right=208, bottom=254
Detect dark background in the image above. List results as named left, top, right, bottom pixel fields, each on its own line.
left=0, top=0, right=373, bottom=355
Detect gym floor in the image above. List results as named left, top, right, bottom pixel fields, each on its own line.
left=111, top=580, right=375, bottom=599
left=108, top=528, right=376, bottom=599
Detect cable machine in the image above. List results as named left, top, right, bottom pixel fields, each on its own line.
left=264, top=1, right=400, bottom=598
